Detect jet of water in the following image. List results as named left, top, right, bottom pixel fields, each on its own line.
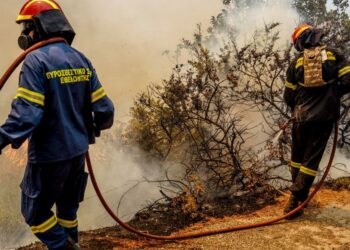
left=272, top=129, right=285, bottom=146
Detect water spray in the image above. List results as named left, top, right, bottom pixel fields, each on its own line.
left=272, top=118, right=294, bottom=146
left=0, top=39, right=338, bottom=241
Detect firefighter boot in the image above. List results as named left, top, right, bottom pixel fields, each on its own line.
left=62, top=237, right=81, bottom=250
left=291, top=173, right=315, bottom=210
left=298, top=191, right=309, bottom=208
left=283, top=195, right=303, bottom=220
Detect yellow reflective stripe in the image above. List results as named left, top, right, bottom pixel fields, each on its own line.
left=285, top=81, right=297, bottom=90
left=15, top=87, right=45, bottom=106
left=295, top=58, right=304, bottom=69
left=24, top=0, right=59, bottom=11
left=18, top=88, right=44, bottom=99
left=339, top=66, right=350, bottom=78
left=58, top=218, right=78, bottom=228
left=37, top=0, right=59, bottom=9
left=300, top=166, right=317, bottom=177
left=17, top=0, right=60, bottom=22
left=294, top=26, right=312, bottom=42
left=290, top=161, right=301, bottom=169
left=31, top=215, right=57, bottom=234
left=91, top=87, right=106, bottom=103
left=326, top=51, right=336, bottom=61
left=16, top=93, right=44, bottom=106
left=16, top=15, right=32, bottom=22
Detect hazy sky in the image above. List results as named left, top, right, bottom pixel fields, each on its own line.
left=0, top=0, right=223, bottom=120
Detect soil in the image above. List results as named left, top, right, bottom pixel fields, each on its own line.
left=18, top=188, right=350, bottom=250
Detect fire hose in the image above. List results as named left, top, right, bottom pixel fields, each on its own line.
left=0, top=38, right=338, bottom=240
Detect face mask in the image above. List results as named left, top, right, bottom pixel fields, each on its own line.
left=18, top=22, right=35, bottom=50
left=18, top=34, right=34, bottom=50
left=294, top=40, right=303, bottom=52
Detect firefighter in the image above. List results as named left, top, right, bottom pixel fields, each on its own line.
left=0, top=0, right=114, bottom=249
left=283, top=24, right=350, bottom=219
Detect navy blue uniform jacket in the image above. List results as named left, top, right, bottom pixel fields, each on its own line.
left=0, top=42, right=114, bottom=163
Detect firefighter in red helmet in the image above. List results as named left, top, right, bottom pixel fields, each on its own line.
left=283, top=24, right=350, bottom=218
left=16, top=0, right=75, bottom=50
left=16, top=0, right=62, bottom=22
left=0, top=1, right=114, bottom=249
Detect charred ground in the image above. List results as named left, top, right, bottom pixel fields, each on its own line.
left=18, top=179, right=350, bottom=250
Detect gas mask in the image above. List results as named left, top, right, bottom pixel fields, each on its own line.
left=17, top=10, right=75, bottom=50
left=18, top=21, right=36, bottom=50
left=293, top=40, right=303, bottom=52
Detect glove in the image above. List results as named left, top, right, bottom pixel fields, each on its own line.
left=0, top=134, right=10, bottom=155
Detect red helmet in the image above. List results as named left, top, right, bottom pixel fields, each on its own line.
left=16, top=0, right=62, bottom=23
left=292, top=24, right=313, bottom=44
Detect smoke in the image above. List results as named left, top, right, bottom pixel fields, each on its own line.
left=79, top=135, right=164, bottom=230
left=227, top=0, right=300, bottom=47
left=0, top=1, right=348, bottom=249
left=0, top=0, right=222, bottom=248
left=215, top=1, right=350, bottom=184
left=202, top=0, right=301, bottom=65
left=61, top=0, right=223, bottom=120
left=204, top=0, right=301, bottom=147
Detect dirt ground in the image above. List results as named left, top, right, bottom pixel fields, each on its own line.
left=19, top=189, right=350, bottom=250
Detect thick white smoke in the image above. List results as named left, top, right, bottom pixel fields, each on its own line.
left=0, top=0, right=348, bottom=249
left=205, top=1, right=300, bottom=148
left=63, top=0, right=223, bottom=120
left=229, top=0, right=300, bottom=46
left=0, top=1, right=222, bottom=249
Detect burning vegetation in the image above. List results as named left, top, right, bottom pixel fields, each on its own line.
left=123, top=0, right=350, bottom=220
left=4, top=0, right=350, bottom=249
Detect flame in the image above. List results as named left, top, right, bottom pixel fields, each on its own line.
left=3, top=141, right=27, bottom=168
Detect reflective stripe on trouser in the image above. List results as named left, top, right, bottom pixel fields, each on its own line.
left=31, top=215, right=58, bottom=234
left=20, top=154, right=88, bottom=249
left=289, top=161, right=301, bottom=182
left=31, top=214, right=67, bottom=250
left=290, top=121, right=334, bottom=200
left=57, top=207, right=80, bottom=243
left=58, top=218, right=78, bottom=228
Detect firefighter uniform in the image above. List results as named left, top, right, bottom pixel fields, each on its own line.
left=0, top=41, right=114, bottom=249
left=284, top=47, right=350, bottom=203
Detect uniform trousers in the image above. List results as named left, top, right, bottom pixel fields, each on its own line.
left=20, top=154, right=88, bottom=250
left=289, top=121, right=334, bottom=201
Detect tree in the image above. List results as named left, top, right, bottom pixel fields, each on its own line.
left=126, top=0, right=350, bottom=211
left=127, top=47, right=253, bottom=202
left=294, top=0, right=350, bottom=54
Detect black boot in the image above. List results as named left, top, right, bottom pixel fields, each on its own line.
left=284, top=195, right=303, bottom=220
left=298, top=193, right=309, bottom=208
left=62, top=237, right=81, bottom=250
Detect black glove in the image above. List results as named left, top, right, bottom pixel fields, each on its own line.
left=0, top=134, right=10, bottom=155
